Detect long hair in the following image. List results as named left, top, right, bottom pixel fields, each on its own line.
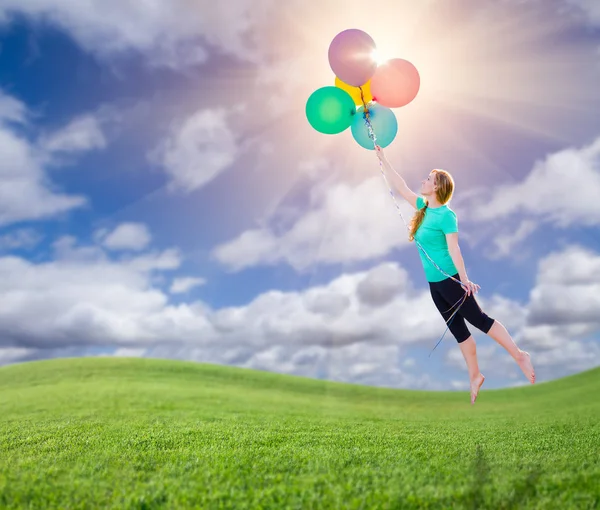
left=408, top=169, right=455, bottom=242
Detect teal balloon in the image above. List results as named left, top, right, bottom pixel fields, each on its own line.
left=306, top=86, right=356, bottom=135
left=351, top=103, right=398, bottom=149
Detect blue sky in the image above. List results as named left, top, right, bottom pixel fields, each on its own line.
left=0, top=0, right=599, bottom=391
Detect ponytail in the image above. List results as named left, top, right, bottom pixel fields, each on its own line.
left=409, top=201, right=428, bottom=242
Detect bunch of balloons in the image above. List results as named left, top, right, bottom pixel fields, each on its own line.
left=306, top=29, right=420, bottom=150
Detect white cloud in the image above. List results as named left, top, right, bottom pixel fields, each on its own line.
left=468, top=136, right=600, bottom=227
left=517, top=246, right=600, bottom=354
left=526, top=245, right=600, bottom=327
left=0, top=228, right=43, bottom=252
left=208, top=261, right=485, bottom=354
left=151, top=108, right=238, bottom=193
left=535, top=245, right=600, bottom=285
left=460, top=135, right=600, bottom=259
left=0, top=100, right=87, bottom=226
left=0, top=256, right=444, bottom=376
left=240, top=342, right=440, bottom=390
left=98, top=222, right=152, bottom=251
left=0, top=90, right=115, bottom=228
left=531, top=339, right=600, bottom=370
left=108, top=341, right=446, bottom=391
left=120, top=248, right=181, bottom=273
left=485, top=220, right=538, bottom=260
left=40, top=114, right=106, bottom=154
left=0, top=89, right=27, bottom=124
left=170, top=277, right=206, bottom=294
left=0, top=236, right=211, bottom=349
left=0, top=0, right=278, bottom=68
left=1, top=238, right=597, bottom=388
left=212, top=176, right=414, bottom=271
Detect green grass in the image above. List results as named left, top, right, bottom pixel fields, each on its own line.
left=0, top=357, right=598, bottom=509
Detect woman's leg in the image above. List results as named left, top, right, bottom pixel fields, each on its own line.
left=487, top=320, right=535, bottom=383
left=429, top=281, right=484, bottom=402
left=458, top=336, right=481, bottom=380
left=437, top=275, right=535, bottom=384
left=486, top=319, right=519, bottom=358
left=458, top=336, right=485, bottom=404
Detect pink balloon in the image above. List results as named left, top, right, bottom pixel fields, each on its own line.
left=328, top=29, right=377, bottom=87
left=371, top=58, right=420, bottom=108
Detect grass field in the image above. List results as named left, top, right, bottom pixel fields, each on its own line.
left=0, top=357, right=598, bottom=509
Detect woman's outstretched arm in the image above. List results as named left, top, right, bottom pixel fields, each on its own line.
left=375, top=146, right=419, bottom=209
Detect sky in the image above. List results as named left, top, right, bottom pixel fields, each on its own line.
left=0, top=0, right=599, bottom=391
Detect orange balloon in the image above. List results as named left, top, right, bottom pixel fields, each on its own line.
left=370, top=58, right=420, bottom=108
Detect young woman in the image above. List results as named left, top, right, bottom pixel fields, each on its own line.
left=375, top=146, right=535, bottom=404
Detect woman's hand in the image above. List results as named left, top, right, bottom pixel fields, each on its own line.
left=463, top=280, right=480, bottom=296
left=375, top=145, right=386, bottom=162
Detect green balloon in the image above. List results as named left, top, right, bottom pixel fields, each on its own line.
left=306, top=86, right=356, bottom=135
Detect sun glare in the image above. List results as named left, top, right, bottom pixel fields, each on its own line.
left=370, top=49, right=388, bottom=66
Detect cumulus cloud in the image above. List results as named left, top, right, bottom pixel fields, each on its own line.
left=0, top=255, right=447, bottom=382
left=97, top=223, right=152, bottom=251
left=0, top=89, right=28, bottom=124
left=40, top=114, right=106, bottom=155
left=206, top=262, right=439, bottom=351
left=0, top=239, right=598, bottom=388
left=239, top=341, right=445, bottom=390
left=170, top=277, right=206, bottom=294
left=212, top=177, right=414, bottom=271
left=0, top=248, right=409, bottom=381
left=150, top=108, right=238, bottom=193
left=0, top=90, right=114, bottom=228
left=458, top=135, right=600, bottom=261
left=0, top=97, right=87, bottom=226
left=0, top=228, right=44, bottom=252
left=485, top=220, right=538, bottom=261
left=0, top=236, right=211, bottom=349
left=468, top=136, right=600, bottom=227
left=521, top=245, right=600, bottom=336
left=0, top=0, right=279, bottom=68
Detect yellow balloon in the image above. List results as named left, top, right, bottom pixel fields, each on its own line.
left=335, top=77, right=373, bottom=106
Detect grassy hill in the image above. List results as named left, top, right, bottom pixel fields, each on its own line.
left=0, top=357, right=598, bottom=509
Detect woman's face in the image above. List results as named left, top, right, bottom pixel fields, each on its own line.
left=420, top=171, right=437, bottom=196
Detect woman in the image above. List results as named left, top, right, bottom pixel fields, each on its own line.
left=375, top=146, right=535, bottom=404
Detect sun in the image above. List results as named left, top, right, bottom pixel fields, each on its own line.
left=370, top=49, right=388, bottom=66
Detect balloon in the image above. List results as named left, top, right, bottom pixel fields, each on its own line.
left=306, top=86, right=356, bottom=135
left=328, top=29, right=377, bottom=87
left=370, top=58, right=420, bottom=108
left=335, top=76, right=373, bottom=106
left=351, top=104, right=398, bottom=150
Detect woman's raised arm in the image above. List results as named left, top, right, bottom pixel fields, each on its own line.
left=375, top=146, right=419, bottom=209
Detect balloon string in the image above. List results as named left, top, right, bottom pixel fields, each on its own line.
left=359, top=96, right=469, bottom=356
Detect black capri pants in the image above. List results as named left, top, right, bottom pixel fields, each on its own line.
left=429, top=273, right=495, bottom=343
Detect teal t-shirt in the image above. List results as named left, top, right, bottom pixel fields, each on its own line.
left=414, top=196, right=459, bottom=282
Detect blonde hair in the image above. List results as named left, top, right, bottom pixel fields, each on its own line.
left=408, top=169, right=455, bottom=242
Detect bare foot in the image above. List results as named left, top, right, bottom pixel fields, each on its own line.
left=470, top=373, right=485, bottom=405
left=516, top=350, right=535, bottom=384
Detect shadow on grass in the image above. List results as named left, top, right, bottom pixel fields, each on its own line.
left=438, top=443, right=544, bottom=509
